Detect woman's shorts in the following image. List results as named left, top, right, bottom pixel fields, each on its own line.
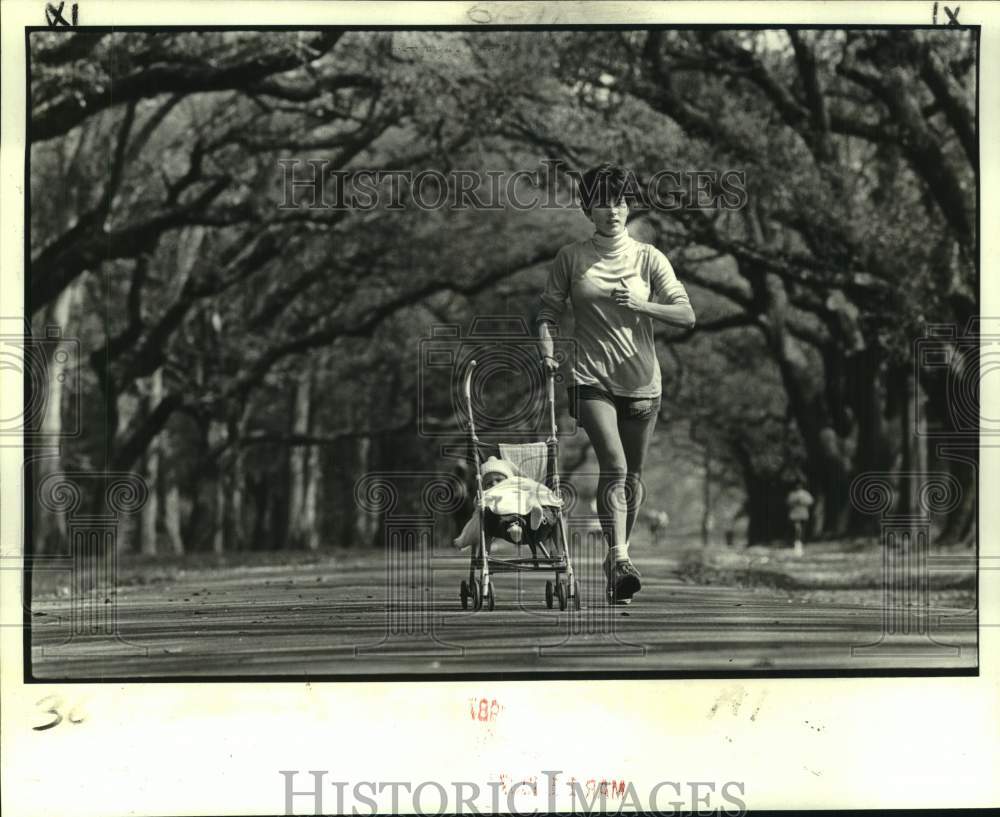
left=567, top=385, right=661, bottom=422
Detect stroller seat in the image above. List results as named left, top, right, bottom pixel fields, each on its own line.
left=457, top=359, right=580, bottom=612
left=498, top=441, right=549, bottom=484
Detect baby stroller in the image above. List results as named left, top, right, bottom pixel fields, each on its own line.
left=458, top=359, right=581, bottom=611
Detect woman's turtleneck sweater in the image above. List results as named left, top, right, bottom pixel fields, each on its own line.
left=590, top=228, right=634, bottom=257
left=536, top=228, right=691, bottom=398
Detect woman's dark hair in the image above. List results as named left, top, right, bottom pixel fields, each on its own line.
left=577, top=162, right=635, bottom=211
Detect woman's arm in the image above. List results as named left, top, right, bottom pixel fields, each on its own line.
left=612, top=287, right=696, bottom=329
left=619, top=246, right=696, bottom=329
left=535, top=249, right=571, bottom=369
left=638, top=299, right=696, bottom=329
left=537, top=320, right=558, bottom=369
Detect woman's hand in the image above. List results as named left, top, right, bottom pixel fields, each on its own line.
left=612, top=281, right=647, bottom=312
left=538, top=322, right=560, bottom=375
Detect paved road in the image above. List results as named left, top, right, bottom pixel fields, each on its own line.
left=30, top=551, right=977, bottom=679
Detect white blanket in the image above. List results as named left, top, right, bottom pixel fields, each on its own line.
left=480, top=476, right=562, bottom=530
left=452, top=476, right=562, bottom=550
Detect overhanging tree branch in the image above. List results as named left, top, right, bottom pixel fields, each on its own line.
left=31, top=31, right=345, bottom=142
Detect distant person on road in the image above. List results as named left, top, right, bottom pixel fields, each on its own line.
left=648, top=510, right=670, bottom=546
left=536, top=162, right=696, bottom=604
left=728, top=500, right=749, bottom=548
left=787, top=482, right=815, bottom=556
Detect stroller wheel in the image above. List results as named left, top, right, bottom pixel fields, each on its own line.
left=555, top=580, right=567, bottom=611
left=571, top=584, right=581, bottom=611
left=544, top=580, right=554, bottom=610
left=485, top=583, right=496, bottom=611
left=460, top=580, right=470, bottom=610
left=471, top=579, right=482, bottom=611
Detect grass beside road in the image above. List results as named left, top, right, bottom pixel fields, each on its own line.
left=29, top=547, right=359, bottom=599
left=677, top=539, right=977, bottom=611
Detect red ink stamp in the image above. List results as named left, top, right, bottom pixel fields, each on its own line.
left=468, top=696, right=503, bottom=723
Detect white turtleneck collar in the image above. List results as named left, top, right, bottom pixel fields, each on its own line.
left=591, top=228, right=633, bottom=257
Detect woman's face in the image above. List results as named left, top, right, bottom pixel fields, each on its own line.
left=587, top=197, right=629, bottom=236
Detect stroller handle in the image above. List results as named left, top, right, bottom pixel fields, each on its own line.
left=464, top=359, right=478, bottom=437
left=547, top=368, right=557, bottom=441
left=464, top=357, right=558, bottom=439
left=464, top=358, right=478, bottom=401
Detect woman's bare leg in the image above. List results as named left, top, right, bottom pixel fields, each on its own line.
left=618, top=411, right=658, bottom=544
left=577, top=398, right=628, bottom=553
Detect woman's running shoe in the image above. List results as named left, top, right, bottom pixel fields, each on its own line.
left=603, top=552, right=642, bottom=605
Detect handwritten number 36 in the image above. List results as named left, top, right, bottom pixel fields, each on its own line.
left=34, top=695, right=85, bottom=731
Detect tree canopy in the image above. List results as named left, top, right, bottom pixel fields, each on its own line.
left=29, top=28, right=978, bottom=553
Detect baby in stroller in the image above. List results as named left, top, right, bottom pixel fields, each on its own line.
left=453, top=456, right=563, bottom=555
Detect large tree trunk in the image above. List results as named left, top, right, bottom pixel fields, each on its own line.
left=896, top=363, right=916, bottom=517
left=740, top=208, right=858, bottom=539
left=916, top=375, right=929, bottom=487
left=701, top=450, right=713, bottom=546
left=181, top=414, right=212, bottom=552
left=158, top=410, right=185, bottom=555
left=209, top=420, right=228, bottom=554
left=302, top=442, right=322, bottom=550
left=286, top=366, right=314, bottom=549
left=208, top=409, right=251, bottom=554
left=226, top=407, right=251, bottom=552
left=162, top=228, right=205, bottom=556
left=352, top=435, right=376, bottom=548
left=923, top=334, right=977, bottom=545
left=229, top=447, right=247, bottom=551
left=213, top=472, right=226, bottom=555
left=754, top=270, right=854, bottom=536
left=139, top=368, right=163, bottom=555
left=936, top=449, right=976, bottom=546
left=845, top=347, right=893, bottom=535
left=111, top=389, right=143, bottom=552
left=744, top=475, right=789, bottom=545
left=34, top=279, right=81, bottom=553
left=250, top=472, right=271, bottom=549
left=140, top=453, right=159, bottom=555
left=732, top=440, right=788, bottom=544
left=163, top=481, right=185, bottom=554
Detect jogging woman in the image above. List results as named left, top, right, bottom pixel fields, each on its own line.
left=535, top=163, right=696, bottom=604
